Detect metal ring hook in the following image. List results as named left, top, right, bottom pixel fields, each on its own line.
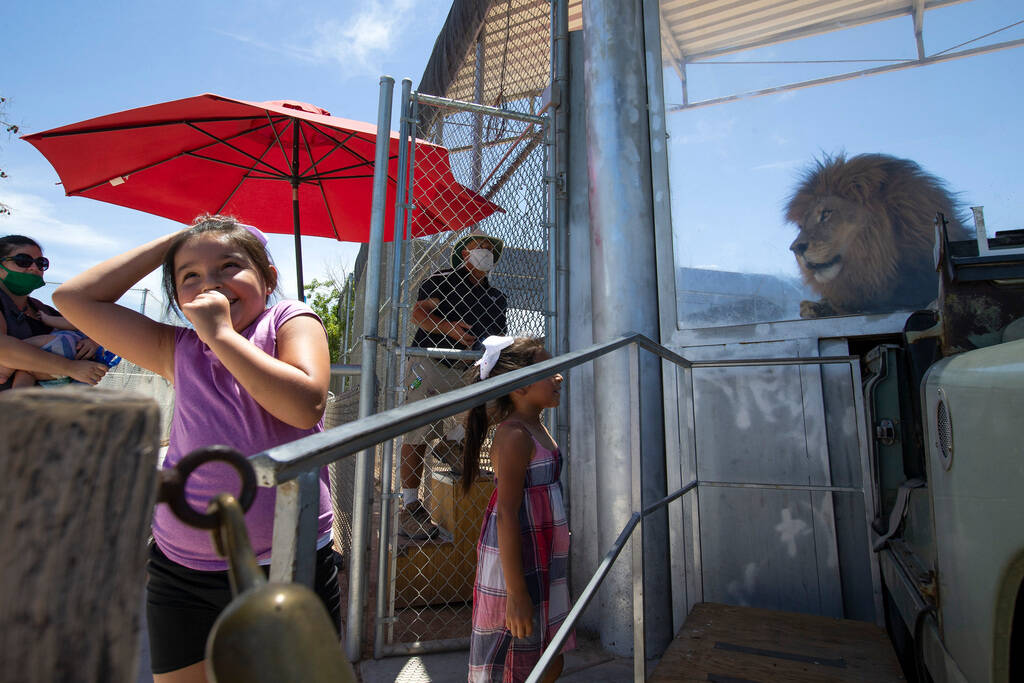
left=156, top=445, right=258, bottom=530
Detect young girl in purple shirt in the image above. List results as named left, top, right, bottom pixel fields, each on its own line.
left=55, top=215, right=337, bottom=682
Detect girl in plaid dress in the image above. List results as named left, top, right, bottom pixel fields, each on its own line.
left=462, top=336, right=575, bottom=683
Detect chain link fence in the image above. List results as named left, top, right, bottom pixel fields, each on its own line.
left=320, top=0, right=555, bottom=656
left=376, top=17, right=552, bottom=654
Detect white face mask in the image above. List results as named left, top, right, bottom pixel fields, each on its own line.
left=466, top=248, right=495, bottom=272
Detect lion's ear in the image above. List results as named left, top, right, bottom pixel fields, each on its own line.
left=841, top=163, right=887, bottom=204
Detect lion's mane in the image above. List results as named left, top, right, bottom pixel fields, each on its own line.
left=786, top=153, right=967, bottom=317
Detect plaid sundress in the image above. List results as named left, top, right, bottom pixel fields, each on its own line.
left=468, top=427, right=575, bottom=682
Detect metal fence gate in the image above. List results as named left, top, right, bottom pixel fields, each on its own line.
left=363, top=84, right=551, bottom=656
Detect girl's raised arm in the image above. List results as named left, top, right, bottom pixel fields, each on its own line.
left=54, top=232, right=182, bottom=382
left=491, top=422, right=536, bottom=639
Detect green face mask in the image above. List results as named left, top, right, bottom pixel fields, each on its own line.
left=0, top=263, right=46, bottom=296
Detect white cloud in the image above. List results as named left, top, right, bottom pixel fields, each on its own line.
left=309, top=0, right=421, bottom=77
left=217, top=1, right=428, bottom=78
left=0, top=189, right=118, bottom=250
left=212, top=30, right=320, bottom=64
left=751, top=158, right=803, bottom=172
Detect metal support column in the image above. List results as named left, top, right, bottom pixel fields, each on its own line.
left=346, top=75, right=394, bottom=662
left=552, top=0, right=571, bottom=456
left=581, top=0, right=672, bottom=657
left=641, top=0, right=688, bottom=633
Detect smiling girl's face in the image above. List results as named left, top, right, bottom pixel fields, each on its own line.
left=173, top=233, right=274, bottom=332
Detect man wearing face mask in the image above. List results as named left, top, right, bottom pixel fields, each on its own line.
left=398, top=231, right=507, bottom=540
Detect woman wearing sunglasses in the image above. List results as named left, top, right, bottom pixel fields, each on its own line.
left=0, top=234, right=109, bottom=390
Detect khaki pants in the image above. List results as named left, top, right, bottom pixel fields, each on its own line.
left=402, top=358, right=471, bottom=445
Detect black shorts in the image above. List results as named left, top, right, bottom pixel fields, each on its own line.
left=145, top=541, right=342, bottom=674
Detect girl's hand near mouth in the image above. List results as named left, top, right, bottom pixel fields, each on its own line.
left=181, top=289, right=234, bottom=343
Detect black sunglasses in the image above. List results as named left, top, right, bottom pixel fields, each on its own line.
left=2, top=253, right=50, bottom=271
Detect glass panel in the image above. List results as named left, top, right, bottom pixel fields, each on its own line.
left=666, top=0, right=1024, bottom=329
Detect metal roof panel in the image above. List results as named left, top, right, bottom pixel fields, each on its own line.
left=569, top=0, right=969, bottom=62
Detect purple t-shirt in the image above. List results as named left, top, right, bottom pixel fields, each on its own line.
left=151, top=300, right=333, bottom=571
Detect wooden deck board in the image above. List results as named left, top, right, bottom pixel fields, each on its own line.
left=649, top=603, right=904, bottom=682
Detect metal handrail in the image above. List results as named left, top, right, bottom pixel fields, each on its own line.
left=256, top=331, right=863, bottom=671
left=251, top=333, right=661, bottom=485
left=525, top=472, right=878, bottom=681
left=526, top=479, right=699, bottom=683
left=254, top=331, right=854, bottom=484
left=256, top=334, right=664, bottom=597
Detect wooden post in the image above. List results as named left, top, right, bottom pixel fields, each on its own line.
left=0, top=388, right=161, bottom=682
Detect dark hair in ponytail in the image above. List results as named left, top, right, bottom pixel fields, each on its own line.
left=461, top=337, right=546, bottom=493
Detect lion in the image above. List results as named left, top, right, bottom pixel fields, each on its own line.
left=786, top=153, right=968, bottom=318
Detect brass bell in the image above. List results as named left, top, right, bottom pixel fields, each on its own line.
left=204, top=493, right=356, bottom=683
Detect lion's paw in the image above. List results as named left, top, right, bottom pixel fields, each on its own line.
left=800, top=299, right=837, bottom=319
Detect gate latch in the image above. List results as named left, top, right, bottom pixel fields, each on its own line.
left=875, top=419, right=898, bottom=446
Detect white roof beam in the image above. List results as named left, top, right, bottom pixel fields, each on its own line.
left=669, top=35, right=1024, bottom=111
left=913, top=0, right=927, bottom=59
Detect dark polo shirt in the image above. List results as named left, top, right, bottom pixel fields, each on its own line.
left=412, top=267, right=507, bottom=352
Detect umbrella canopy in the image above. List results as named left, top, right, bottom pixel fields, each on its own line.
left=23, top=93, right=502, bottom=294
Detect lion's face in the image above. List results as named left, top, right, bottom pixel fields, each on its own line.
left=790, top=193, right=897, bottom=296
left=789, top=195, right=881, bottom=286
left=786, top=153, right=964, bottom=316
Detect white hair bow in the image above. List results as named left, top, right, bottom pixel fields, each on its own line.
left=474, top=335, right=516, bottom=380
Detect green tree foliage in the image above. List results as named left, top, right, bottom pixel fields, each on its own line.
left=303, top=274, right=356, bottom=363
left=1, top=96, right=18, bottom=216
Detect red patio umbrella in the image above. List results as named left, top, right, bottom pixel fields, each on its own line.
left=23, top=93, right=501, bottom=296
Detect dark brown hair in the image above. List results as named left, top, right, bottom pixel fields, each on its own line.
left=461, top=336, right=546, bottom=493
left=0, top=235, right=42, bottom=259
left=161, top=214, right=278, bottom=316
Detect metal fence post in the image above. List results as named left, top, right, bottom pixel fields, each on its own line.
left=346, top=74, right=395, bottom=662
left=629, top=343, right=646, bottom=680
left=269, top=470, right=320, bottom=586
left=374, top=76, right=413, bottom=659
left=339, top=273, right=355, bottom=391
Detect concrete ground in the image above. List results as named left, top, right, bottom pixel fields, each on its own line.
left=357, top=634, right=638, bottom=682
left=138, top=638, right=635, bottom=683
left=136, top=602, right=637, bottom=683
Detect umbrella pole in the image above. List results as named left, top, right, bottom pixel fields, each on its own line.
left=293, top=186, right=304, bottom=302
left=291, top=121, right=305, bottom=302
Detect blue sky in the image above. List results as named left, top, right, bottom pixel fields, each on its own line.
left=2, top=0, right=449, bottom=311
left=3, top=0, right=1022, bottom=322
